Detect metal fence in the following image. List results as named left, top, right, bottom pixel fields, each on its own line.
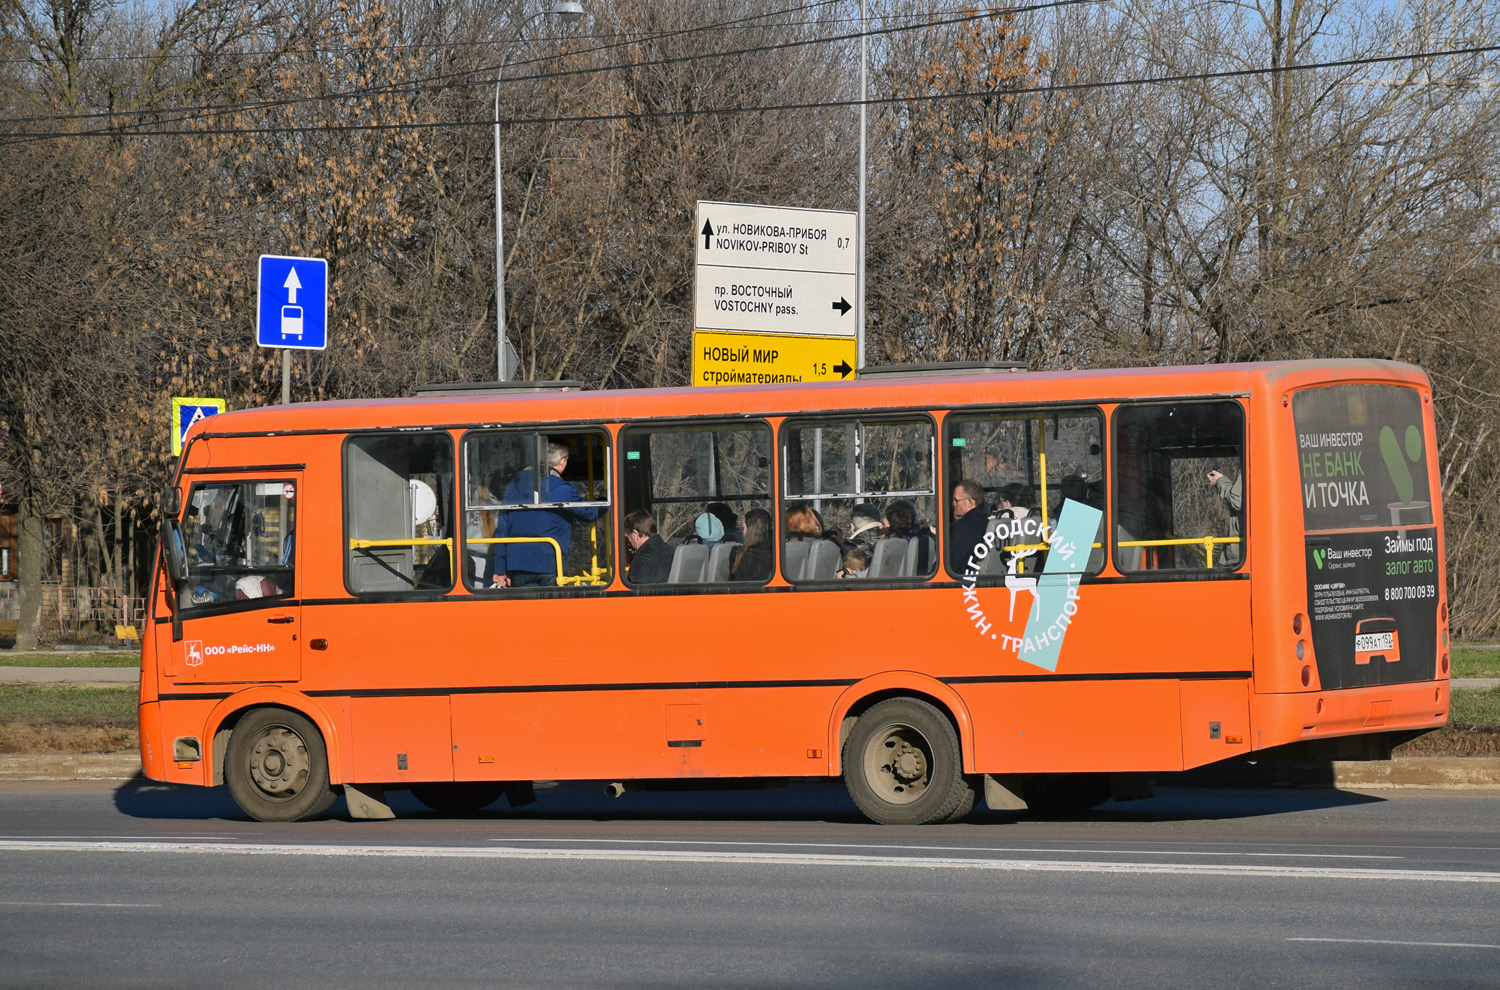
left=39, top=585, right=147, bottom=640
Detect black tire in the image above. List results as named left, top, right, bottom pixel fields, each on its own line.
left=942, top=776, right=981, bottom=823
left=1025, top=773, right=1112, bottom=815
left=843, top=698, right=971, bottom=825
left=409, top=782, right=508, bottom=814
left=224, top=707, right=337, bottom=822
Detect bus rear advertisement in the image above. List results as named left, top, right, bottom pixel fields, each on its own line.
left=138, top=359, right=1450, bottom=824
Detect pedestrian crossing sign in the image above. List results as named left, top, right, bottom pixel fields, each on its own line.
left=172, top=397, right=227, bottom=456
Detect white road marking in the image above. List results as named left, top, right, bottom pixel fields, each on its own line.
left=0, top=839, right=1493, bottom=882
left=0, top=901, right=160, bottom=908
left=1289, top=938, right=1500, bottom=949
left=484, top=837, right=1402, bottom=860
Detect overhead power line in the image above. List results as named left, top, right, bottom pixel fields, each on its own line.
left=0, top=0, right=1101, bottom=133
left=1, top=39, right=1493, bottom=143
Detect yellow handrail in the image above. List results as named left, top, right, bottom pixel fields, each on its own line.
left=1116, top=535, right=1241, bottom=568
left=997, top=536, right=1240, bottom=570
left=468, top=536, right=610, bottom=587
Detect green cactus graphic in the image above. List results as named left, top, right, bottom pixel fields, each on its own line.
left=1379, top=424, right=1423, bottom=506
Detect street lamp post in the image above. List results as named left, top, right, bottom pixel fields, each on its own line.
left=496, top=1, right=584, bottom=382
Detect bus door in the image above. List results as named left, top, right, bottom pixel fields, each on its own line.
left=157, top=474, right=303, bottom=686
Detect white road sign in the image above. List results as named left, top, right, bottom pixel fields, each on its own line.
left=696, top=201, right=857, bottom=274
left=694, top=267, right=857, bottom=338
left=694, top=201, right=858, bottom=338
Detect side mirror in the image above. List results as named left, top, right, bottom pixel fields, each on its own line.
left=161, top=517, right=187, bottom=584
left=162, top=486, right=182, bottom=518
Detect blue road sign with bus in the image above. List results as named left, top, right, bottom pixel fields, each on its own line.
left=257, top=255, right=328, bottom=350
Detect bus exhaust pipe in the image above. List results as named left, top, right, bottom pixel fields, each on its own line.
left=605, top=781, right=636, bottom=798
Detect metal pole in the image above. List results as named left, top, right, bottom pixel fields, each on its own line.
left=495, top=82, right=509, bottom=382
left=282, top=349, right=291, bottom=405
left=857, top=0, right=868, bottom=372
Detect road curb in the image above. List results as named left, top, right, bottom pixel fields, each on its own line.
left=0, top=753, right=142, bottom=781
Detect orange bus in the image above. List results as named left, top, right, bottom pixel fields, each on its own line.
left=139, top=359, right=1450, bottom=823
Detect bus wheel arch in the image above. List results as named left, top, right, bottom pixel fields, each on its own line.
left=204, top=690, right=344, bottom=788
left=829, top=673, right=975, bottom=777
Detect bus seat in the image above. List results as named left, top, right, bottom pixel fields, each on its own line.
left=1116, top=525, right=1143, bottom=571
left=707, top=541, right=740, bottom=582
left=869, top=539, right=905, bottom=578
left=667, top=543, right=709, bottom=584
left=979, top=517, right=1008, bottom=575
left=901, top=533, right=935, bottom=577
left=783, top=541, right=811, bottom=581
left=804, top=540, right=839, bottom=581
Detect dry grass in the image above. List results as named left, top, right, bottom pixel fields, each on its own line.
left=0, top=721, right=136, bottom=754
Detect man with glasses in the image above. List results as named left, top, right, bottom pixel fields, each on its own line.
left=948, top=478, right=989, bottom=574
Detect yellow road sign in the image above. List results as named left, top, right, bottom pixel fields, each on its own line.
left=692, top=331, right=856, bottom=387
left=171, top=396, right=226, bottom=456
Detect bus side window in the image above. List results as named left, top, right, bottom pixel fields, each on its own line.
left=463, top=429, right=613, bottom=590
left=619, top=422, right=772, bottom=585
left=1113, top=401, right=1245, bottom=572
left=345, top=433, right=455, bottom=594
left=782, top=416, right=937, bottom=582
left=945, top=408, right=1106, bottom=579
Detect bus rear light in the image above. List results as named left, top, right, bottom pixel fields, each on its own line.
left=1442, top=653, right=1450, bottom=675
left=1295, top=640, right=1305, bottom=660
left=1316, top=698, right=1324, bottom=714
left=1292, top=614, right=1303, bottom=635
left=1441, top=603, right=1448, bottom=622
left=1301, top=666, right=1311, bottom=687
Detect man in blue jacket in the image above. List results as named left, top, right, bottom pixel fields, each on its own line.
left=490, top=441, right=599, bottom=587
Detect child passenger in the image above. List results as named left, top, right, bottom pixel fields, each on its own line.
left=838, top=547, right=870, bottom=579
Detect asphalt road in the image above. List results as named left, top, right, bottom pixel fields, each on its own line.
left=1, top=779, right=1498, bottom=989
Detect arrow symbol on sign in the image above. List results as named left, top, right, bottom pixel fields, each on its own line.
left=701, top=218, right=715, bottom=250
left=284, top=267, right=302, bottom=304
left=834, top=360, right=853, bottom=378
left=832, top=297, right=852, bottom=316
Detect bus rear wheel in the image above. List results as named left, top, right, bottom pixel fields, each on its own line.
left=225, top=708, right=336, bottom=823
left=843, top=698, right=973, bottom=825
left=409, top=782, right=508, bottom=814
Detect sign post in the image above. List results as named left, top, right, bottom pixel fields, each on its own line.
left=692, top=202, right=858, bottom=386
left=256, top=254, right=329, bottom=403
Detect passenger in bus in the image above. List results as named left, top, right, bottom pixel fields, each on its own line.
left=1207, top=468, right=1244, bottom=567
left=623, top=509, right=674, bottom=584
left=948, top=479, right=989, bottom=573
left=838, top=547, right=870, bottom=578
left=730, top=508, right=774, bottom=582
left=706, top=502, right=742, bottom=544
left=882, top=499, right=921, bottom=540
left=785, top=505, right=824, bottom=543
left=687, top=511, right=724, bottom=549
left=843, top=503, right=882, bottom=557
left=489, top=442, right=600, bottom=587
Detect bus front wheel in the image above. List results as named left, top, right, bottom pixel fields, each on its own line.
left=843, top=698, right=973, bottom=825
left=225, top=708, right=337, bottom=822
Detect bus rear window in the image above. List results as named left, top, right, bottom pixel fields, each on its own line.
left=1293, top=385, right=1432, bottom=532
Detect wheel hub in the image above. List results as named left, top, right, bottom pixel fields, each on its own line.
left=248, top=726, right=308, bottom=799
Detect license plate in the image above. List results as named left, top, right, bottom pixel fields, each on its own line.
left=1355, top=631, right=1395, bottom=653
